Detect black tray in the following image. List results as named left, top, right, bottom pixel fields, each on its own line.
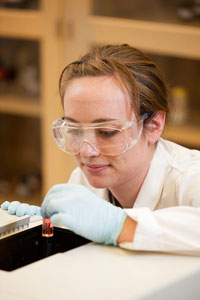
left=0, top=225, right=89, bottom=271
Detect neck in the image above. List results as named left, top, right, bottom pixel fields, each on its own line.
left=109, top=145, right=155, bottom=208
left=109, top=169, right=148, bottom=208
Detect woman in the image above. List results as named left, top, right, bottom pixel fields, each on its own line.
left=2, top=44, right=200, bottom=254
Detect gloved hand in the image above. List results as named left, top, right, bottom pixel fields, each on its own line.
left=41, top=184, right=127, bottom=246
left=1, top=200, right=41, bottom=217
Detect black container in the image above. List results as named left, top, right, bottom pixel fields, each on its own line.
left=0, top=225, right=89, bottom=271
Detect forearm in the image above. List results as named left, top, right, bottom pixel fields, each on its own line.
left=117, top=216, right=137, bottom=244
left=119, top=206, right=200, bottom=255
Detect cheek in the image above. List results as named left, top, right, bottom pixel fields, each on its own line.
left=74, top=155, right=81, bottom=165
left=112, top=142, right=144, bottom=173
left=109, top=154, right=130, bottom=173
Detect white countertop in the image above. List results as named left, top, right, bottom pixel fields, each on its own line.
left=0, top=242, right=200, bottom=300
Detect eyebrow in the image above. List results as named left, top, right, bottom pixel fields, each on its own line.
left=64, top=117, right=117, bottom=123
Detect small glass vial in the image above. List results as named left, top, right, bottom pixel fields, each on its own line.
left=168, top=86, right=188, bottom=124
left=42, top=218, right=54, bottom=237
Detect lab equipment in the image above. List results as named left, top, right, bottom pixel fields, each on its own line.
left=42, top=218, right=54, bottom=257
left=42, top=218, right=54, bottom=237
left=41, top=183, right=127, bottom=245
left=168, top=86, right=188, bottom=124
left=0, top=223, right=89, bottom=271
left=0, top=208, right=30, bottom=238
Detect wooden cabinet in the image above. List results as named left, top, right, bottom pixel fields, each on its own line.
left=65, top=0, right=200, bottom=148
left=0, top=0, right=76, bottom=205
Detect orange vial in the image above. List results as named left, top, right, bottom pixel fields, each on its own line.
left=42, top=218, right=54, bottom=237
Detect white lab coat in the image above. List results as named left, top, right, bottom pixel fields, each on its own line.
left=68, top=138, right=200, bottom=255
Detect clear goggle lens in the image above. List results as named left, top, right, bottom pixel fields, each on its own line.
left=52, top=114, right=148, bottom=156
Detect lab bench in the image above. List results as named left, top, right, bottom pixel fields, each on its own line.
left=0, top=211, right=200, bottom=300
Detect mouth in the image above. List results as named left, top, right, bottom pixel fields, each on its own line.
left=83, top=163, right=110, bottom=174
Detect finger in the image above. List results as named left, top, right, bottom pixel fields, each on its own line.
left=51, top=212, right=90, bottom=241
left=35, top=206, right=41, bottom=216
left=8, top=201, right=20, bottom=215
left=16, top=203, right=29, bottom=217
left=51, top=213, right=73, bottom=229
left=45, top=184, right=69, bottom=197
left=25, top=205, right=38, bottom=216
left=1, top=201, right=10, bottom=210
left=41, top=201, right=49, bottom=218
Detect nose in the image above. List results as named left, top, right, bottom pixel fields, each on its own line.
left=80, top=141, right=100, bottom=157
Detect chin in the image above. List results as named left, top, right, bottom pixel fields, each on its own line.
left=85, top=174, right=109, bottom=189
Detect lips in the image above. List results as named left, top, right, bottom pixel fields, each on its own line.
left=83, top=163, right=110, bottom=174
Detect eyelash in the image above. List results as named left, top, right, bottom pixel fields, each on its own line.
left=98, top=130, right=118, bottom=137
left=66, top=128, right=119, bottom=138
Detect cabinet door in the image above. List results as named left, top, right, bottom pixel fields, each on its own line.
left=65, top=0, right=200, bottom=149
left=0, top=0, right=74, bottom=205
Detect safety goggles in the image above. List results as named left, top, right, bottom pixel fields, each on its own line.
left=52, top=113, right=149, bottom=156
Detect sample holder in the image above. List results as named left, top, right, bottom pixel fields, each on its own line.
left=0, top=225, right=89, bottom=271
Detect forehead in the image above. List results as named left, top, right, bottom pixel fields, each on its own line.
left=63, top=76, right=133, bottom=122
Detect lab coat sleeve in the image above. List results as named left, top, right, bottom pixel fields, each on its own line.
left=120, top=206, right=200, bottom=255
left=120, top=170, right=200, bottom=255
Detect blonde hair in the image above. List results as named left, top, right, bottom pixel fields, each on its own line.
left=59, top=44, right=169, bottom=122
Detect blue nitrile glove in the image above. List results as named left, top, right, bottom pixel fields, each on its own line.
left=1, top=200, right=41, bottom=216
left=41, top=184, right=127, bottom=246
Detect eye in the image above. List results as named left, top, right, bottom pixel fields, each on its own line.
left=97, top=130, right=119, bottom=138
left=66, top=127, right=82, bottom=135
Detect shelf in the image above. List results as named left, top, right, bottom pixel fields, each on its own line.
left=162, top=123, right=200, bottom=148
left=0, top=0, right=69, bottom=198
left=92, top=0, right=200, bottom=28
left=87, top=14, right=200, bottom=149
left=0, top=8, right=43, bottom=39
left=88, top=16, right=200, bottom=59
left=0, top=95, right=41, bottom=117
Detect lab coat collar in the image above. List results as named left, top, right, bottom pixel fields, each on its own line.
left=133, top=139, right=170, bottom=211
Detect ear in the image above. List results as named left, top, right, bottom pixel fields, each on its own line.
left=144, top=111, right=166, bottom=145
